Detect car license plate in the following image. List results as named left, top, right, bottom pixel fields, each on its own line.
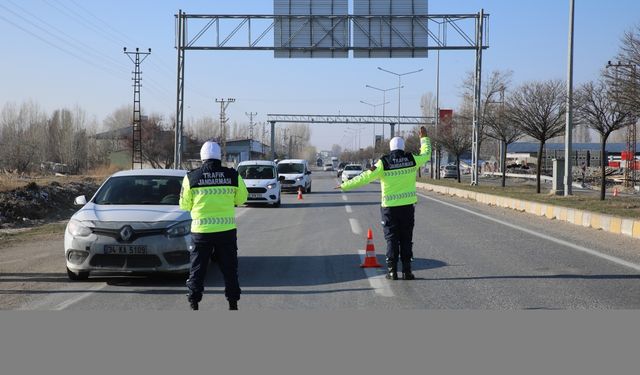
left=104, top=245, right=147, bottom=255
left=248, top=193, right=262, bottom=198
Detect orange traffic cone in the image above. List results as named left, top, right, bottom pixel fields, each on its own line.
left=360, top=228, right=382, bottom=268
left=613, top=187, right=619, bottom=197
left=297, top=187, right=304, bottom=200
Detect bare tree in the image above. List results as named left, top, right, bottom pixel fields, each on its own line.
left=103, top=105, right=133, bottom=131
left=460, top=70, right=514, bottom=178
left=433, top=116, right=472, bottom=183
left=484, top=101, right=523, bottom=187
left=0, top=101, right=48, bottom=173
left=575, top=80, right=633, bottom=200
left=506, top=80, right=566, bottom=193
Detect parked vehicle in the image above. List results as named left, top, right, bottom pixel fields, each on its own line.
left=238, top=160, right=282, bottom=207
left=441, top=164, right=459, bottom=179
left=64, top=169, right=191, bottom=281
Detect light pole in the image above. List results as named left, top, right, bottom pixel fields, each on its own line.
left=377, top=67, right=423, bottom=134
left=361, top=100, right=390, bottom=161
left=564, top=0, right=575, bottom=196
left=366, top=84, right=402, bottom=141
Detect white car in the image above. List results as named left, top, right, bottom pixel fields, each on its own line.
left=64, top=169, right=191, bottom=280
left=277, top=159, right=312, bottom=193
left=237, top=160, right=282, bottom=207
left=341, top=164, right=364, bottom=182
left=323, top=163, right=334, bottom=171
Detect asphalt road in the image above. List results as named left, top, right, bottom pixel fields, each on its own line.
left=3, top=170, right=640, bottom=310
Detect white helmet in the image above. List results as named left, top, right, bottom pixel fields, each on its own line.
left=200, top=141, right=221, bottom=160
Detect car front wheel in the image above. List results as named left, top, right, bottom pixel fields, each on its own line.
left=67, top=267, right=89, bottom=281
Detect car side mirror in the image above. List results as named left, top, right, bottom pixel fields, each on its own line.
left=306, top=171, right=312, bottom=175
left=74, top=195, right=87, bottom=205
left=278, top=176, right=285, bottom=182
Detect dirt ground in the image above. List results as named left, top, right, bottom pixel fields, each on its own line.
left=0, top=177, right=100, bottom=230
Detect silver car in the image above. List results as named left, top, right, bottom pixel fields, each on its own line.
left=64, top=169, right=191, bottom=280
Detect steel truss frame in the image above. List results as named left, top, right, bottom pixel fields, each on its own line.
left=174, top=10, right=489, bottom=171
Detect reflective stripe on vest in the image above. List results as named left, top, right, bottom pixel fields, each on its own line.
left=192, top=217, right=236, bottom=226
left=192, top=187, right=236, bottom=196
left=383, top=191, right=417, bottom=203
left=383, top=167, right=416, bottom=177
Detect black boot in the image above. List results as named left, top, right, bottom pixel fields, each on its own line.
left=385, top=262, right=398, bottom=280
left=228, top=300, right=238, bottom=310
left=189, top=301, right=199, bottom=310
left=402, top=264, right=415, bottom=280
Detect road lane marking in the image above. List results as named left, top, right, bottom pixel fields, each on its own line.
left=53, top=284, right=109, bottom=310
left=418, top=193, right=640, bottom=273
left=358, top=250, right=394, bottom=297
left=349, top=218, right=363, bottom=235
left=345, top=205, right=353, bottom=213
left=342, top=195, right=348, bottom=201
left=21, top=283, right=108, bottom=311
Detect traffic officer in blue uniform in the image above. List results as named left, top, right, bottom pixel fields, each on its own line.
left=180, top=140, right=248, bottom=310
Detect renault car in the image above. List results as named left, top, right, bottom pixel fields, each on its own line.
left=64, top=169, right=191, bottom=280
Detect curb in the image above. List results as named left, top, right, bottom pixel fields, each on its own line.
left=416, top=182, right=640, bottom=240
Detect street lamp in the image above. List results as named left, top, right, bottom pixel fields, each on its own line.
left=377, top=67, right=424, bottom=134
left=361, top=100, right=390, bottom=159
left=366, top=84, right=402, bottom=140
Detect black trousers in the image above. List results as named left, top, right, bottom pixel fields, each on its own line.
left=380, top=204, right=415, bottom=270
left=186, top=229, right=241, bottom=303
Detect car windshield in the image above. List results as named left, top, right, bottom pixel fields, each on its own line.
left=345, top=165, right=362, bottom=171
left=93, top=175, right=184, bottom=205
left=277, top=163, right=304, bottom=174
left=238, top=165, right=275, bottom=180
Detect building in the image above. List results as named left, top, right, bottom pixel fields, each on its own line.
left=223, top=139, right=271, bottom=165
left=507, top=142, right=640, bottom=170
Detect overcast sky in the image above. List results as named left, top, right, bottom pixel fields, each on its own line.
left=1, top=0, right=639, bottom=150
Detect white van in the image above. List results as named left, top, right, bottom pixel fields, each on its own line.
left=237, top=160, right=282, bottom=207
left=277, top=159, right=312, bottom=193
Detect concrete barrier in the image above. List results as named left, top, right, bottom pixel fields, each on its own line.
left=417, top=182, right=640, bottom=240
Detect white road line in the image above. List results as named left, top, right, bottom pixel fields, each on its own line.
left=349, top=218, right=363, bottom=235
left=358, top=250, right=394, bottom=297
left=21, top=283, right=108, bottom=311
left=345, top=205, right=353, bottom=213
left=342, top=195, right=348, bottom=201
left=53, top=284, right=109, bottom=310
left=418, top=192, right=640, bottom=273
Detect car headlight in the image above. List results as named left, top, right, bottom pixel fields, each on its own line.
left=67, top=220, right=92, bottom=237
left=166, top=220, right=191, bottom=238
left=295, top=177, right=303, bottom=181
left=266, top=183, right=276, bottom=189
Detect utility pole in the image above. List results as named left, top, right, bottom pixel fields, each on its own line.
left=216, top=98, right=235, bottom=163
left=124, top=47, right=151, bottom=169
left=245, top=111, right=257, bottom=140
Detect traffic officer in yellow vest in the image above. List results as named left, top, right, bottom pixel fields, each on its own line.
left=337, top=127, right=431, bottom=280
left=180, top=140, right=248, bottom=310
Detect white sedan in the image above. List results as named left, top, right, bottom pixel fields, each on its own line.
left=341, top=164, right=364, bottom=182
left=64, top=169, right=191, bottom=280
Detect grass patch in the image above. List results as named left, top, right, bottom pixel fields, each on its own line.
left=0, top=222, right=66, bottom=248
left=419, top=177, right=640, bottom=219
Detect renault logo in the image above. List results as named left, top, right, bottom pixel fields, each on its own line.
left=119, top=225, right=134, bottom=242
